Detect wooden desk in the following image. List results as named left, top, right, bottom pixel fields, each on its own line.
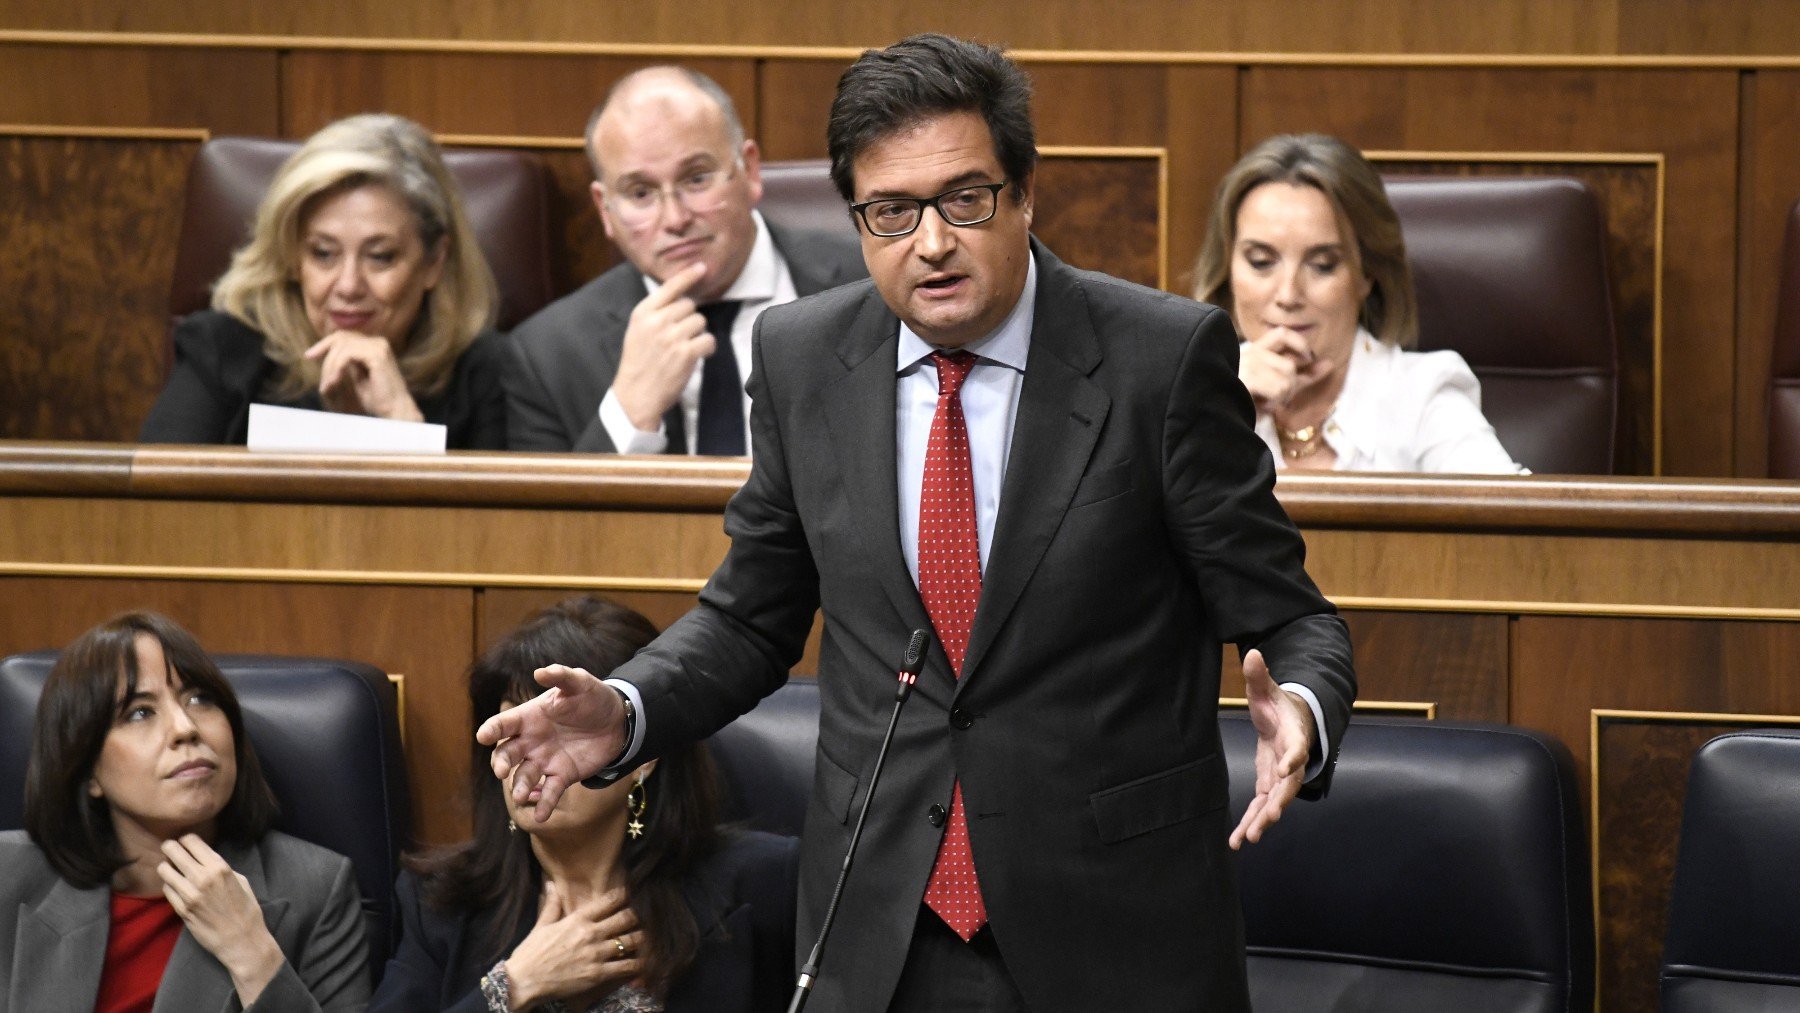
left=3, top=442, right=1796, bottom=1010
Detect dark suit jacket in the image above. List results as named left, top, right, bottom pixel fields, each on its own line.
left=0, top=829, right=369, bottom=1012
left=138, top=310, right=510, bottom=449
left=609, top=242, right=1356, bottom=1012
left=369, top=830, right=800, bottom=1013
left=502, top=224, right=865, bottom=452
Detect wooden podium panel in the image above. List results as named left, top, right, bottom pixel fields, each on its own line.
left=3, top=444, right=1799, bottom=1007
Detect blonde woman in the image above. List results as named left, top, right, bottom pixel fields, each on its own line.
left=142, top=114, right=507, bottom=448
left=1194, top=133, right=1524, bottom=474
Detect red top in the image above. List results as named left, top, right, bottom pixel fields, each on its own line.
left=95, top=892, right=183, bottom=1013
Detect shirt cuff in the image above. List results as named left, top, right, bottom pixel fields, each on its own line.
left=581, top=679, right=647, bottom=788
left=599, top=389, right=670, bottom=455
left=1278, top=682, right=1330, bottom=783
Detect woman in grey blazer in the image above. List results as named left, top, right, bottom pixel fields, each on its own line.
left=0, top=612, right=367, bottom=1012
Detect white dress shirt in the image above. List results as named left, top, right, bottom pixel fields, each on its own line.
left=1256, top=330, right=1528, bottom=474
left=597, top=210, right=797, bottom=456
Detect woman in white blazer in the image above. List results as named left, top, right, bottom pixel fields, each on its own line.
left=1193, top=133, right=1526, bottom=474
left=0, top=612, right=367, bottom=1012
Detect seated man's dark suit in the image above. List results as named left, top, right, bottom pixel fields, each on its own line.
left=502, top=225, right=865, bottom=452
left=609, top=241, right=1356, bottom=1012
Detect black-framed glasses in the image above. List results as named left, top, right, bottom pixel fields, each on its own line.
left=849, top=181, right=1009, bottom=238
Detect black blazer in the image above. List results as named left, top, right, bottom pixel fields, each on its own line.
left=369, top=831, right=800, bottom=1013
left=608, top=242, right=1357, bottom=1012
left=502, top=224, right=866, bottom=452
left=139, top=310, right=509, bottom=450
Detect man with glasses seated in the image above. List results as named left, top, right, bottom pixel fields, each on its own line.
left=504, top=66, right=865, bottom=453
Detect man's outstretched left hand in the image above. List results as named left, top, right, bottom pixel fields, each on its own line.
left=1229, top=648, right=1317, bottom=850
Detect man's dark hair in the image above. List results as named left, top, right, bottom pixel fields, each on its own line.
left=24, top=612, right=280, bottom=889
left=827, top=33, right=1038, bottom=203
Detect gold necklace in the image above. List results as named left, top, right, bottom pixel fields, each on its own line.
left=1276, top=409, right=1335, bottom=460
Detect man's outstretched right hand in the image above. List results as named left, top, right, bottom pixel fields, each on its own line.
left=476, top=665, right=629, bottom=824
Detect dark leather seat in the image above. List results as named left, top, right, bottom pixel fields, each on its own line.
left=167, top=136, right=556, bottom=337
left=1385, top=176, right=1620, bottom=474
left=1221, top=714, right=1594, bottom=1012
left=1661, top=729, right=1800, bottom=1010
left=1769, top=201, right=1800, bottom=477
left=758, top=159, right=855, bottom=241
left=706, top=679, right=820, bottom=837
left=0, top=651, right=410, bottom=977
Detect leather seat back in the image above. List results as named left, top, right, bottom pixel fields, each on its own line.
left=1661, top=729, right=1800, bottom=1009
left=1222, top=714, right=1595, bottom=1012
left=1386, top=176, right=1620, bottom=474
left=0, top=651, right=410, bottom=976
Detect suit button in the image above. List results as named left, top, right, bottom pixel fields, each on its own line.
left=950, top=707, right=974, bottom=730
left=928, top=803, right=947, bottom=827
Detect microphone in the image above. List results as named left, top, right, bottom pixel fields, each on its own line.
left=787, top=628, right=930, bottom=1013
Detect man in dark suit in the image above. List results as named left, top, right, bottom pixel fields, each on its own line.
left=483, top=35, right=1355, bottom=1012
left=504, top=65, right=865, bottom=453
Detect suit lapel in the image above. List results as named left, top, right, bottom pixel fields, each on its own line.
left=823, top=292, right=941, bottom=682
left=961, top=246, right=1110, bottom=683
left=11, top=877, right=108, bottom=1012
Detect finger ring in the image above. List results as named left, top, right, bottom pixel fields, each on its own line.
left=613, top=937, right=628, bottom=958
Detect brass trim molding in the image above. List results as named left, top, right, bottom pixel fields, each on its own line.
left=388, top=673, right=406, bottom=746
left=1328, top=596, right=1800, bottom=623
left=0, top=124, right=210, bottom=141
left=1, top=564, right=1796, bottom=621
left=435, top=132, right=586, bottom=149
left=1220, top=697, right=1436, bottom=718
left=0, top=562, right=709, bottom=593
left=1366, top=149, right=1666, bottom=472
left=8, top=30, right=1800, bottom=71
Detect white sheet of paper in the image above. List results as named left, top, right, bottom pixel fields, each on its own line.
left=246, top=403, right=447, bottom=455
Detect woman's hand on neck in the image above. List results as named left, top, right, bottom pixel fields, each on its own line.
left=530, top=810, right=631, bottom=901
left=110, top=819, right=214, bottom=896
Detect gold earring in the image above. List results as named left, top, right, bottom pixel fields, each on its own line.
left=626, top=775, right=648, bottom=840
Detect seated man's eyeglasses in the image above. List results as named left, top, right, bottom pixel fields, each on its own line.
left=606, top=160, right=739, bottom=225
left=850, top=181, right=1009, bottom=238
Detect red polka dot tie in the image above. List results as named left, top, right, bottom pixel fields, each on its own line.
left=918, top=351, right=989, bottom=941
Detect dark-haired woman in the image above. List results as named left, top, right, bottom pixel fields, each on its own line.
left=371, top=595, right=799, bottom=1013
left=0, top=612, right=368, bottom=1011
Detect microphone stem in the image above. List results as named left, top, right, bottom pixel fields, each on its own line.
left=788, top=679, right=913, bottom=1013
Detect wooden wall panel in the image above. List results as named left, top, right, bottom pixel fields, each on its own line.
left=1031, top=156, right=1161, bottom=288
left=33, top=1, right=1800, bottom=57
left=1512, top=617, right=1800, bottom=1009
left=477, top=586, right=824, bottom=680
left=1240, top=67, right=1740, bottom=477
left=1736, top=70, right=1800, bottom=477
left=1589, top=714, right=1799, bottom=1012
left=1221, top=610, right=1509, bottom=722
left=1374, top=157, right=1660, bottom=474
left=280, top=52, right=758, bottom=141
left=0, top=135, right=194, bottom=441
left=0, top=577, right=477, bottom=847
left=755, top=60, right=844, bottom=163
left=0, top=44, right=277, bottom=133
